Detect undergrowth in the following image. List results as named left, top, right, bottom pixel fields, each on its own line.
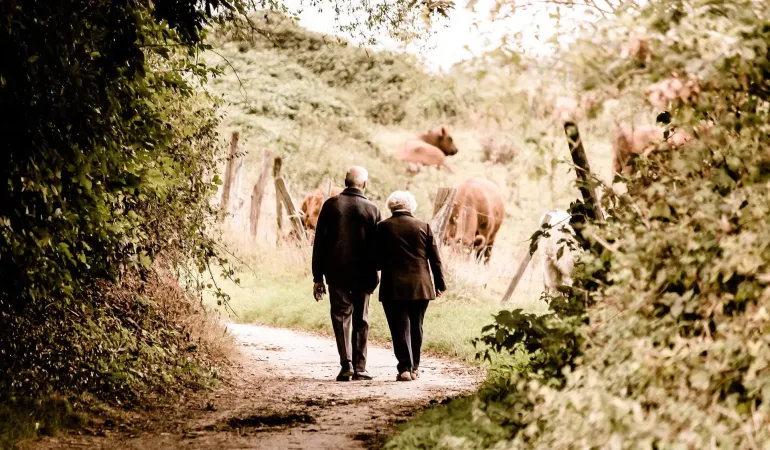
left=0, top=1, right=240, bottom=445
left=387, top=0, right=770, bottom=448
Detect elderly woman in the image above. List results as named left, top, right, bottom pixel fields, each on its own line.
left=375, top=191, right=446, bottom=382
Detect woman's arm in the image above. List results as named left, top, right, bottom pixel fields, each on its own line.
left=426, top=224, right=446, bottom=293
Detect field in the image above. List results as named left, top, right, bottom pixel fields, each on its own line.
left=200, top=13, right=622, bottom=363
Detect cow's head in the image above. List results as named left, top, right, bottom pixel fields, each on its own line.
left=424, top=126, right=459, bottom=156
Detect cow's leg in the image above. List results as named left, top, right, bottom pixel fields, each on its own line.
left=481, top=245, right=493, bottom=265
left=554, top=244, right=576, bottom=289
left=471, top=234, right=486, bottom=264
left=542, top=256, right=559, bottom=294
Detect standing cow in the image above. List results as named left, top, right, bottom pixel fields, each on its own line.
left=611, top=123, right=692, bottom=177
left=538, top=209, right=581, bottom=293
left=396, top=126, right=459, bottom=173
left=299, top=185, right=344, bottom=243
left=444, top=178, right=505, bottom=264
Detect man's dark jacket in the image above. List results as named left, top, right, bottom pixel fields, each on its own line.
left=312, top=187, right=382, bottom=294
left=375, top=211, right=446, bottom=302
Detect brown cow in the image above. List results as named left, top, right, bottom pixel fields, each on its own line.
left=611, top=124, right=692, bottom=177
left=396, top=126, right=459, bottom=173
left=444, top=178, right=505, bottom=264
left=299, top=185, right=344, bottom=242
left=645, top=76, right=700, bottom=112
left=551, top=93, right=603, bottom=124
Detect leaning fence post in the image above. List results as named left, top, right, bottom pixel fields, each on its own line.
left=563, top=121, right=604, bottom=221
left=249, top=150, right=273, bottom=241
left=323, top=178, right=333, bottom=201
left=274, top=177, right=307, bottom=244
left=500, top=212, right=553, bottom=304
left=431, top=187, right=457, bottom=243
left=220, top=131, right=241, bottom=215
left=273, top=156, right=283, bottom=244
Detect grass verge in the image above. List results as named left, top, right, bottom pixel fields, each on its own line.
left=383, top=356, right=531, bottom=449
left=206, top=243, right=546, bottom=363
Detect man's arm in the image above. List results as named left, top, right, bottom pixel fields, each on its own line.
left=426, top=224, right=447, bottom=294
left=370, top=205, right=384, bottom=271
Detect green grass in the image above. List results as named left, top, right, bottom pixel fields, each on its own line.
left=205, top=243, right=543, bottom=362
left=383, top=356, right=533, bottom=449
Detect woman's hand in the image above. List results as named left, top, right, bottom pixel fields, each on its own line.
left=436, top=290, right=444, bottom=298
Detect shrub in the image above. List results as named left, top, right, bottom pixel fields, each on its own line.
left=480, top=136, right=518, bottom=165
left=390, top=0, right=770, bottom=447
left=214, top=11, right=465, bottom=126
left=0, top=0, right=239, bottom=441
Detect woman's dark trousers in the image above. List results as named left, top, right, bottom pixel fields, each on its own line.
left=382, top=300, right=429, bottom=373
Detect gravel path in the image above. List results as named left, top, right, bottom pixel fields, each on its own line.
left=31, top=323, right=482, bottom=450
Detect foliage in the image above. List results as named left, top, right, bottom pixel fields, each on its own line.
left=214, top=11, right=463, bottom=125
left=0, top=395, right=83, bottom=448
left=391, top=0, right=770, bottom=448
left=0, top=1, right=251, bottom=445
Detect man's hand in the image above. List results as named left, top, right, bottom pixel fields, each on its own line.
left=436, top=290, right=444, bottom=299
left=313, top=282, right=327, bottom=301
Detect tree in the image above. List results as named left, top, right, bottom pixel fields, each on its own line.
left=472, top=0, right=770, bottom=447
left=0, top=0, right=451, bottom=418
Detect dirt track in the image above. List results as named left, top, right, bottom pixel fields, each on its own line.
left=32, top=323, right=482, bottom=449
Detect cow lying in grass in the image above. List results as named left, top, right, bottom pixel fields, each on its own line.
left=396, top=126, right=459, bottom=173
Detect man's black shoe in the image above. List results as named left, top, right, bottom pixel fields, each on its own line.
left=336, top=362, right=354, bottom=381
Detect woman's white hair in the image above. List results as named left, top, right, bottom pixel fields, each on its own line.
left=386, top=190, right=418, bottom=213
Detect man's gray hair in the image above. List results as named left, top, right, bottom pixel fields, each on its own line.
left=386, top=190, right=417, bottom=213
left=345, top=166, right=368, bottom=188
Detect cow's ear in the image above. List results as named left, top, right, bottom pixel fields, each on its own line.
left=440, top=126, right=447, bottom=137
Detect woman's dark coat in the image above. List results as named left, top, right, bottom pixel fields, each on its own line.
left=375, top=211, right=446, bottom=302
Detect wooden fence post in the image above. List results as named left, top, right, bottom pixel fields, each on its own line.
left=501, top=248, right=535, bottom=304
left=275, top=177, right=307, bottom=244
left=323, top=178, right=333, bottom=201
left=273, top=156, right=283, bottom=244
left=220, top=131, right=240, bottom=215
left=500, top=123, right=602, bottom=303
left=500, top=212, right=554, bottom=304
left=249, top=150, right=273, bottom=241
left=431, top=187, right=457, bottom=243
left=563, top=121, right=604, bottom=221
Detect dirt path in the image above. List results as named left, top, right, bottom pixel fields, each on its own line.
left=32, top=323, right=482, bottom=449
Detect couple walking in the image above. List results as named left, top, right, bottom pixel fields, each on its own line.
left=312, top=166, right=446, bottom=382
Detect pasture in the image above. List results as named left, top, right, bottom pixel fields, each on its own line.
left=201, top=12, right=627, bottom=362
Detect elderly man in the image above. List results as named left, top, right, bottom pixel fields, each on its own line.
left=312, top=166, right=382, bottom=381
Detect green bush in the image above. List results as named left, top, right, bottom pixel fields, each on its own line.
left=0, top=0, right=242, bottom=442
left=390, top=1, right=770, bottom=448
